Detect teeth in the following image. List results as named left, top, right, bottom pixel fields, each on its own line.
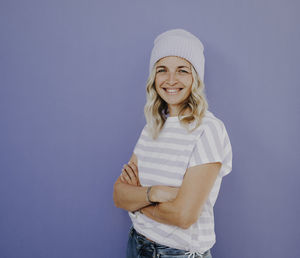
left=166, top=89, right=180, bottom=92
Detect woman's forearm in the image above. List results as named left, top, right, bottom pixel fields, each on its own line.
left=141, top=200, right=190, bottom=229
left=113, top=181, right=151, bottom=212
left=114, top=159, right=180, bottom=212
left=140, top=163, right=222, bottom=229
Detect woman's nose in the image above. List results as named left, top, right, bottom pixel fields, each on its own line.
left=166, top=72, right=178, bottom=85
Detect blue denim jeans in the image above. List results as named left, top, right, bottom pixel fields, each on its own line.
left=126, top=226, right=212, bottom=258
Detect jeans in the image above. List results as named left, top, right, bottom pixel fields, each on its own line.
left=126, top=226, right=212, bottom=258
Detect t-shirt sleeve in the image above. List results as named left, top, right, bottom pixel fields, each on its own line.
left=187, top=120, right=233, bottom=177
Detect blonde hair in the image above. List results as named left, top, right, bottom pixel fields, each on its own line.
left=144, top=60, right=209, bottom=140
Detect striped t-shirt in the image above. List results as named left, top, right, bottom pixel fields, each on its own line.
left=129, top=110, right=233, bottom=253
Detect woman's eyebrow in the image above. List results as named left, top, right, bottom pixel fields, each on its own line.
left=156, top=65, right=190, bottom=69
left=178, top=66, right=190, bottom=69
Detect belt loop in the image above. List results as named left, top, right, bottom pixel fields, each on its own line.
left=154, top=242, right=160, bottom=258
left=152, top=243, right=156, bottom=258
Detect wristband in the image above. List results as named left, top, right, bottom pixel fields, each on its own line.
left=146, top=186, right=156, bottom=205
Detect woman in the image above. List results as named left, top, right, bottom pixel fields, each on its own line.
left=113, top=28, right=233, bottom=258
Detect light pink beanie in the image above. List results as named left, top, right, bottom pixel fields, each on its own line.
left=149, top=28, right=205, bottom=83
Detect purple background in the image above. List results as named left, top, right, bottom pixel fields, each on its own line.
left=1, top=0, right=299, bottom=257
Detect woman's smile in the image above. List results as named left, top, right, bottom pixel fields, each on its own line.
left=163, top=87, right=184, bottom=95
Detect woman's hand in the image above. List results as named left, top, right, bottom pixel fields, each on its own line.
left=150, top=185, right=179, bottom=203
left=119, top=161, right=179, bottom=203
left=120, top=161, right=141, bottom=186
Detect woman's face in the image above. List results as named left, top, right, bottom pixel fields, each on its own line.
left=154, top=56, right=193, bottom=116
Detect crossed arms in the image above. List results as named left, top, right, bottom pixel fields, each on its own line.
left=113, top=153, right=221, bottom=229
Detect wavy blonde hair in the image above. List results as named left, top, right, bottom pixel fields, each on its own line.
left=144, top=60, right=209, bottom=140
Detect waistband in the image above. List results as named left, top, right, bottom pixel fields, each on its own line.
left=130, top=226, right=211, bottom=257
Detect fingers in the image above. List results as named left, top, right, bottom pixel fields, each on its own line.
left=121, top=163, right=138, bottom=185
left=124, top=164, right=136, bottom=184
left=119, top=172, right=126, bottom=183
left=120, top=167, right=131, bottom=184
left=129, top=162, right=141, bottom=186
left=128, top=161, right=138, bottom=178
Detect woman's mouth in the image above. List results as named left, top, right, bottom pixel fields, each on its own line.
left=163, top=88, right=183, bottom=95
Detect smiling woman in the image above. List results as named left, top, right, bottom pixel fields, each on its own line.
left=154, top=56, right=193, bottom=116
left=113, top=28, right=233, bottom=258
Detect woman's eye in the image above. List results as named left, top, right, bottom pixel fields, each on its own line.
left=157, top=69, right=166, bottom=73
left=179, top=70, right=188, bottom=73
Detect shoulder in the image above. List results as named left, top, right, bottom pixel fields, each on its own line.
left=138, top=124, right=148, bottom=135
left=202, top=110, right=226, bottom=128
left=194, top=110, right=226, bottom=138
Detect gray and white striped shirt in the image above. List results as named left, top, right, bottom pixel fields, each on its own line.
left=129, top=110, right=233, bottom=253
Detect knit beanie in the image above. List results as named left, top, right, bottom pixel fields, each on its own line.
left=149, top=28, right=205, bottom=83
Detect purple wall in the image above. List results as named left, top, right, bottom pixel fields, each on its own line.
left=1, top=0, right=299, bottom=257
